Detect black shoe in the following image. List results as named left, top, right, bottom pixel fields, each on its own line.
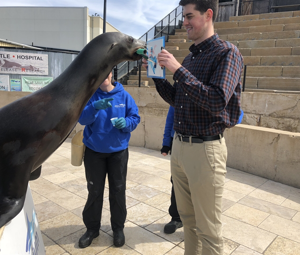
left=78, top=230, right=99, bottom=248
left=113, top=229, right=125, bottom=247
left=164, top=220, right=183, bottom=234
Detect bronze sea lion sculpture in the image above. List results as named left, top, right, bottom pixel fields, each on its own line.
left=0, top=32, right=145, bottom=228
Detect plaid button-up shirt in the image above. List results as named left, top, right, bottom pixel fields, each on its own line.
left=153, top=34, right=243, bottom=136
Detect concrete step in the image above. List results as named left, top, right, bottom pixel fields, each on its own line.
left=234, top=19, right=272, bottom=28
left=127, top=80, right=149, bottom=86
left=239, top=47, right=296, bottom=57
left=284, top=23, right=300, bottom=31
left=168, top=38, right=187, bottom=44
left=260, top=10, right=300, bottom=19
left=293, top=46, right=300, bottom=55
left=139, top=69, right=174, bottom=76
left=229, top=10, right=299, bottom=22
left=177, top=23, right=300, bottom=37
left=129, top=75, right=174, bottom=82
left=163, top=46, right=300, bottom=58
left=175, top=32, right=187, bottom=36
left=226, top=16, right=300, bottom=29
left=270, top=16, right=300, bottom=25
left=165, top=47, right=300, bottom=59
left=171, top=29, right=300, bottom=41
left=243, top=66, right=300, bottom=78
left=244, top=88, right=300, bottom=94
left=211, top=15, right=300, bottom=30
left=226, top=30, right=300, bottom=41
left=239, top=46, right=300, bottom=56
left=245, top=77, right=300, bottom=91
left=175, top=12, right=300, bottom=32
left=169, top=35, right=189, bottom=40
left=165, top=41, right=193, bottom=49
left=216, top=24, right=286, bottom=35
left=234, top=40, right=274, bottom=48
left=134, top=66, right=300, bottom=80
left=244, top=56, right=300, bottom=66
left=216, top=27, right=250, bottom=35
left=165, top=46, right=179, bottom=51
left=175, top=29, right=186, bottom=33
left=168, top=49, right=190, bottom=57
left=214, top=21, right=239, bottom=29
left=282, top=66, right=300, bottom=77
left=128, top=79, right=155, bottom=86
left=174, top=57, right=184, bottom=63
left=127, top=75, right=300, bottom=91
left=238, top=38, right=300, bottom=48
left=167, top=38, right=300, bottom=51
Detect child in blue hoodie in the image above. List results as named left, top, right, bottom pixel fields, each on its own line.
left=78, top=72, right=140, bottom=249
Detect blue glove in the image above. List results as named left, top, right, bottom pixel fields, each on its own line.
left=93, top=98, right=114, bottom=110
left=114, top=117, right=126, bottom=129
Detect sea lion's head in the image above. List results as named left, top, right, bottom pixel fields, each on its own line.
left=78, top=32, right=146, bottom=72
left=103, top=32, right=146, bottom=62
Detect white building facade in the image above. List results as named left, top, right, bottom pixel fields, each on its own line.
left=0, top=7, right=119, bottom=51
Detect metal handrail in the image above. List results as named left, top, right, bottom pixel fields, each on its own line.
left=115, top=5, right=183, bottom=86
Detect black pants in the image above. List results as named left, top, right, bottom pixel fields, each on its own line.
left=170, top=176, right=181, bottom=222
left=82, top=147, right=128, bottom=232
left=169, top=138, right=181, bottom=222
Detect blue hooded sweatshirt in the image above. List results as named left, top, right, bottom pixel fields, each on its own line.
left=162, top=106, right=175, bottom=147
left=78, top=81, right=140, bottom=153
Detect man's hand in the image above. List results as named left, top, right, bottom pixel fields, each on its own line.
left=93, top=98, right=113, bottom=110
left=157, top=49, right=182, bottom=74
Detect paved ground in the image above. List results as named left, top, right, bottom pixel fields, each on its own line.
left=31, top=139, right=300, bottom=255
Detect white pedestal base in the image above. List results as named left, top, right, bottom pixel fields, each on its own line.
left=0, top=185, right=45, bottom=255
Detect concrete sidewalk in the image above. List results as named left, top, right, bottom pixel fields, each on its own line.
left=31, top=139, right=300, bottom=255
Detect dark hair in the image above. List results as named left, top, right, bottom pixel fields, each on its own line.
left=179, top=0, right=218, bottom=22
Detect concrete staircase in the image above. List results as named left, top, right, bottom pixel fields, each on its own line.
left=123, top=11, right=300, bottom=189
left=127, top=10, right=300, bottom=91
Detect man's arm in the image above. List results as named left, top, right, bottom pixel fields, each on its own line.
left=174, top=48, right=243, bottom=114
left=155, top=48, right=243, bottom=115
left=142, top=57, right=177, bottom=106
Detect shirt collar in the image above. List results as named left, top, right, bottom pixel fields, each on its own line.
left=189, top=33, right=219, bottom=54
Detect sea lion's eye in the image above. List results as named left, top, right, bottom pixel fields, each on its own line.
left=128, top=37, right=134, bottom=43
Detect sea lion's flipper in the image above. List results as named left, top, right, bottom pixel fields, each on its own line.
left=29, top=165, right=42, bottom=181
left=0, top=192, right=26, bottom=228
left=0, top=165, right=30, bottom=228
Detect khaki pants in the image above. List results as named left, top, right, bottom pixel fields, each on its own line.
left=171, top=134, right=227, bottom=255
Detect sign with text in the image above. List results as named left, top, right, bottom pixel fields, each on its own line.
left=10, top=79, right=22, bottom=91
left=22, top=76, right=53, bottom=92
left=0, top=51, right=48, bottom=75
left=0, top=75, right=9, bottom=91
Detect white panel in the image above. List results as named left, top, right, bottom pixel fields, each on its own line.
left=33, top=7, right=62, bottom=20
left=0, top=7, right=90, bottom=50
left=60, top=31, right=84, bottom=51
left=34, top=19, right=61, bottom=31
left=10, top=19, right=35, bottom=32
